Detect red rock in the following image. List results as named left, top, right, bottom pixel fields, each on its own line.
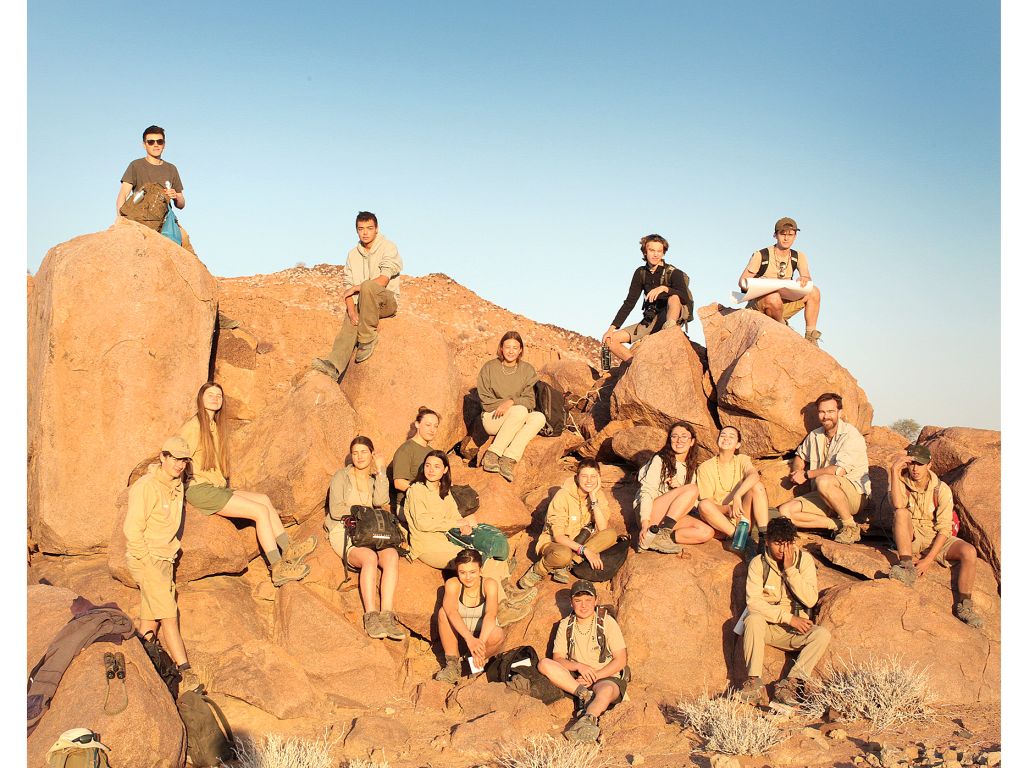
left=611, top=425, right=666, bottom=467
left=575, top=418, right=634, bottom=462
left=212, top=640, right=319, bottom=719
left=449, top=461, right=532, bottom=534
left=28, top=221, right=218, bottom=554
left=29, top=554, right=140, bottom=615
left=391, top=559, right=446, bottom=640
left=178, top=576, right=272, bottom=659
left=918, top=426, right=1000, bottom=476
left=865, top=426, right=912, bottom=528
left=211, top=326, right=261, bottom=425
left=753, top=458, right=797, bottom=508
left=699, top=303, right=872, bottom=457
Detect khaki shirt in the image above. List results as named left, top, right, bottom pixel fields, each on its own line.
left=179, top=415, right=227, bottom=487
left=326, top=465, right=390, bottom=534
left=745, top=246, right=810, bottom=280
left=343, top=235, right=403, bottom=305
left=745, top=550, right=819, bottom=625
left=537, top=479, right=608, bottom=552
left=795, top=419, right=871, bottom=495
left=553, top=613, right=626, bottom=668
left=124, top=465, right=184, bottom=562
left=404, top=482, right=463, bottom=560
left=635, top=454, right=692, bottom=526
left=897, top=469, right=953, bottom=545
left=696, top=454, right=754, bottom=504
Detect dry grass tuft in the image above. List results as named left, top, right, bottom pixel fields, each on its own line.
left=233, top=733, right=337, bottom=768
left=496, top=735, right=608, bottom=768
left=799, top=655, right=934, bottom=733
left=676, top=692, right=787, bottom=755
left=345, top=761, right=391, bottom=768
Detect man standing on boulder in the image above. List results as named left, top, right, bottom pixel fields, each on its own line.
left=312, top=211, right=403, bottom=382
left=778, top=392, right=870, bottom=544
left=886, top=445, right=984, bottom=628
left=738, top=217, right=822, bottom=346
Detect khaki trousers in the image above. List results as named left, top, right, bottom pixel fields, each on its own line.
left=537, top=528, right=619, bottom=576
left=327, top=280, right=398, bottom=371
left=482, top=405, right=546, bottom=461
left=742, top=613, right=831, bottom=680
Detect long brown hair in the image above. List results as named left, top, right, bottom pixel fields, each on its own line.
left=658, top=421, right=697, bottom=487
left=413, top=450, right=452, bottom=499
left=196, top=381, right=230, bottom=476
left=495, top=330, right=525, bottom=362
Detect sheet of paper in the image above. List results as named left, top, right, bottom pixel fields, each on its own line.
left=732, top=277, right=814, bottom=304
left=468, top=656, right=484, bottom=674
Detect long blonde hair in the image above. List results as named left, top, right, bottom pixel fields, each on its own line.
left=196, top=381, right=231, bottom=476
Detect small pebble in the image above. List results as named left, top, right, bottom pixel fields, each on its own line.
left=943, top=751, right=960, bottom=763
left=628, top=756, right=645, bottom=767
left=905, top=745, right=923, bottom=760
left=802, top=727, right=823, bottom=738
left=384, top=707, right=396, bottom=715
left=828, top=728, right=848, bottom=741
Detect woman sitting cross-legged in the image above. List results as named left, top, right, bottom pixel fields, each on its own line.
left=696, top=425, right=769, bottom=554
left=433, top=548, right=506, bottom=685
left=326, top=436, right=406, bottom=641
left=634, top=422, right=715, bottom=554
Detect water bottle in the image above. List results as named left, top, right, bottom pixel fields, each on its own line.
left=600, top=344, right=612, bottom=371
left=731, top=519, right=750, bottom=551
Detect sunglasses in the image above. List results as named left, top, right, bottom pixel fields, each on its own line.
left=145, top=138, right=165, bottom=146
left=71, top=732, right=101, bottom=745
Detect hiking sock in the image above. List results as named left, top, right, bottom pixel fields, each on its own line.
left=662, top=517, right=678, bottom=530
left=648, top=524, right=660, bottom=534
left=276, top=533, right=291, bottom=551
left=177, top=662, right=192, bottom=672
left=757, top=526, right=767, bottom=537
left=900, top=556, right=913, bottom=566
left=267, top=548, right=282, bottom=565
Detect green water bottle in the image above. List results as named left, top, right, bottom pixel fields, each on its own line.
left=731, top=519, right=750, bottom=552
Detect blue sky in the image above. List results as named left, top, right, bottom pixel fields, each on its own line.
left=26, top=0, right=1000, bottom=429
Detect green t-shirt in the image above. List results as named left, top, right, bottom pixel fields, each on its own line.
left=391, top=439, right=431, bottom=507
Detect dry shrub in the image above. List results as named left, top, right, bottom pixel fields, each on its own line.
left=676, top=692, right=786, bottom=755
left=233, top=733, right=336, bottom=768
left=496, top=735, right=608, bottom=768
left=345, top=761, right=391, bottom=768
left=799, top=655, right=934, bottom=733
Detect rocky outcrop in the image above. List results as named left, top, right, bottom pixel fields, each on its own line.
left=213, top=640, right=320, bottom=719
left=611, top=425, right=665, bottom=467
left=28, top=221, right=217, bottom=554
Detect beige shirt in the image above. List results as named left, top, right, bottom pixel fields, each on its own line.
left=325, top=465, right=391, bottom=533
left=553, top=613, right=626, bottom=668
left=898, top=469, right=954, bottom=545
left=343, top=235, right=403, bottom=305
left=795, top=419, right=871, bottom=495
left=745, top=550, right=819, bottom=624
left=404, top=482, right=463, bottom=560
left=696, top=454, right=755, bottom=504
left=179, top=415, right=227, bottom=487
left=537, top=479, right=608, bottom=551
left=635, top=454, right=692, bottom=526
left=124, top=465, right=184, bottom=562
left=476, top=358, right=539, bottom=412
left=745, top=246, right=810, bottom=280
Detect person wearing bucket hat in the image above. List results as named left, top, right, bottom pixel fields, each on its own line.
left=885, top=445, right=983, bottom=627
left=123, top=435, right=200, bottom=693
left=536, top=579, right=629, bottom=743
left=737, top=216, right=824, bottom=346
left=46, top=728, right=111, bottom=767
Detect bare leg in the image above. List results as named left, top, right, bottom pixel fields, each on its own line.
left=778, top=498, right=838, bottom=531
left=698, top=499, right=738, bottom=538
left=585, top=678, right=622, bottom=718
left=649, top=485, right=694, bottom=529
left=347, top=547, right=380, bottom=613
left=744, top=482, right=769, bottom=529
left=813, top=475, right=854, bottom=526
left=483, top=627, right=506, bottom=660
left=606, top=329, right=633, bottom=362
left=664, top=294, right=682, bottom=325
left=217, top=492, right=283, bottom=554
left=537, top=658, right=582, bottom=694
left=946, top=539, right=978, bottom=596
left=436, top=606, right=460, bottom=657
left=157, top=616, right=188, bottom=666
left=378, top=547, right=400, bottom=612
left=231, top=490, right=286, bottom=537
left=759, top=293, right=784, bottom=323
left=803, top=285, right=821, bottom=330
left=892, top=507, right=914, bottom=557
left=672, top=515, right=716, bottom=545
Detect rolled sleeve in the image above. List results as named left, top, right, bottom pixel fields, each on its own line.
left=795, top=434, right=812, bottom=463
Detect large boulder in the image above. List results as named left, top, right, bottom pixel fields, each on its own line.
left=27, top=585, right=187, bottom=768
left=178, top=576, right=272, bottom=659
left=699, top=303, right=872, bottom=457
left=610, top=329, right=718, bottom=458
left=864, top=426, right=912, bottom=526
left=212, top=640, right=320, bottom=719
left=611, top=425, right=665, bottom=468
left=28, top=221, right=217, bottom=554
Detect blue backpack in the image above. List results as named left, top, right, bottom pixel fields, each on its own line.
left=161, top=203, right=182, bottom=246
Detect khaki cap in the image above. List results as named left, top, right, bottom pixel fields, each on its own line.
left=906, top=444, right=932, bottom=464
left=774, top=217, right=799, bottom=233
left=161, top=436, right=192, bottom=459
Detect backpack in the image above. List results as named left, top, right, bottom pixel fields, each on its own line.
left=118, top=182, right=171, bottom=231
left=450, top=484, right=480, bottom=517
left=48, top=749, right=111, bottom=768
left=160, top=204, right=183, bottom=246
left=177, top=685, right=235, bottom=767
left=137, top=629, right=181, bottom=700
left=485, top=645, right=564, bottom=704
left=563, top=606, right=631, bottom=682
left=641, top=263, right=694, bottom=327
left=446, top=523, right=510, bottom=562
left=534, top=380, right=567, bottom=438
left=342, top=505, right=406, bottom=552
left=753, top=247, right=800, bottom=279
left=570, top=536, right=630, bottom=583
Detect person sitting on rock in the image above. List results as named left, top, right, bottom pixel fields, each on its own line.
left=735, top=517, right=831, bottom=706
left=518, top=459, right=618, bottom=589
left=738, top=216, right=822, bottom=346
left=312, top=211, right=403, bottom=382
left=404, top=450, right=537, bottom=626
left=635, top=422, right=715, bottom=554
left=537, top=580, right=629, bottom=743
left=123, top=436, right=200, bottom=693
left=601, top=233, right=693, bottom=364
left=326, top=436, right=406, bottom=641
left=777, top=392, right=870, bottom=545
left=178, top=382, right=316, bottom=587
left=391, top=406, right=441, bottom=515
left=434, top=548, right=506, bottom=685
left=476, top=331, right=547, bottom=483
left=696, top=426, right=770, bottom=554
left=886, top=445, right=984, bottom=628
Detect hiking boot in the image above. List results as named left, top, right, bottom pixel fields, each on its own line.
left=114, top=652, right=126, bottom=680
left=354, top=335, right=378, bottom=363
left=311, top=357, right=341, bottom=381
left=481, top=450, right=501, bottom=473
left=282, top=534, right=317, bottom=564
left=362, top=611, right=388, bottom=640
left=889, top=562, right=918, bottom=587
left=805, top=329, right=823, bottom=347
left=638, top=528, right=656, bottom=551
left=551, top=567, right=572, bottom=584
left=565, top=714, right=601, bottom=743
left=460, top=435, right=479, bottom=463
left=833, top=523, right=861, bottom=545
left=179, top=667, right=201, bottom=693
left=379, top=610, right=408, bottom=641
left=955, top=599, right=984, bottom=629
left=504, top=583, right=538, bottom=607
left=773, top=677, right=802, bottom=706
left=496, top=598, right=533, bottom=627
left=733, top=677, right=766, bottom=704
left=648, top=528, right=683, bottom=554
left=498, top=456, right=517, bottom=483
left=518, top=564, right=543, bottom=589
left=434, top=655, right=462, bottom=686
left=270, top=558, right=310, bottom=587
left=573, top=686, right=595, bottom=717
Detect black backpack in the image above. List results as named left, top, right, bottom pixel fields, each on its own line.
left=485, top=645, right=563, bottom=704
left=177, top=685, right=235, bottom=767
left=570, top=536, right=630, bottom=583
left=753, top=247, right=799, bottom=279
left=450, top=484, right=480, bottom=517
left=137, top=630, right=181, bottom=700
left=640, top=263, right=693, bottom=327
left=534, top=380, right=567, bottom=438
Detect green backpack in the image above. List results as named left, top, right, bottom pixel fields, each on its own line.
left=446, top=523, right=510, bottom=562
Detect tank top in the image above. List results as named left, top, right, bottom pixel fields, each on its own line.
left=458, top=581, right=487, bottom=633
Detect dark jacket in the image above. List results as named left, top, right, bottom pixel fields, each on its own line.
left=610, top=263, right=692, bottom=330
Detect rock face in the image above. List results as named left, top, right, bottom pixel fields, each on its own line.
left=27, top=585, right=187, bottom=768
left=212, top=640, right=320, bottom=719
left=611, top=425, right=666, bottom=467
left=28, top=221, right=218, bottom=554
left=699, top=303, right=872, bottom=457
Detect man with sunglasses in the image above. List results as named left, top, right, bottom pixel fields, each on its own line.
left=738, top=217, right=823, bottom=346
left=886, top=445, right=984, bottom=628
left=116, top=125, right=185, bottom=214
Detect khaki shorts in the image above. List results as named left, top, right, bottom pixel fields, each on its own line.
left=747, top=295, right=805, bottom=320
left=912, top=532, right=958, bottom=567
left=795, top=476, right=866, bottom=518
left=185, top=482, right=234, bottom=515
left=620, top=317, right=683, bottom=344
left=126, top=556, right=177, bottom=620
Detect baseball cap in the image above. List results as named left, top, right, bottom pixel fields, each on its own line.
left=570, top=579, right=597, bottom=598
left=161, top=436, right=191, bottom=459
left=774, top=217, right=799, bottom=233
left=906, top=444, right=932, bottom=465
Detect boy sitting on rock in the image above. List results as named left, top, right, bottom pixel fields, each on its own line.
left=537, top=580, right=629, bottom=743
left=736, top=518, right=831, bottom=705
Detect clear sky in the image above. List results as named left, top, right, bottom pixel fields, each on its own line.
left=26, top=0, right=1000, bottom=430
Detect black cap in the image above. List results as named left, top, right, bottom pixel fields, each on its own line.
left=570, top=580, right=597, bottom=598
